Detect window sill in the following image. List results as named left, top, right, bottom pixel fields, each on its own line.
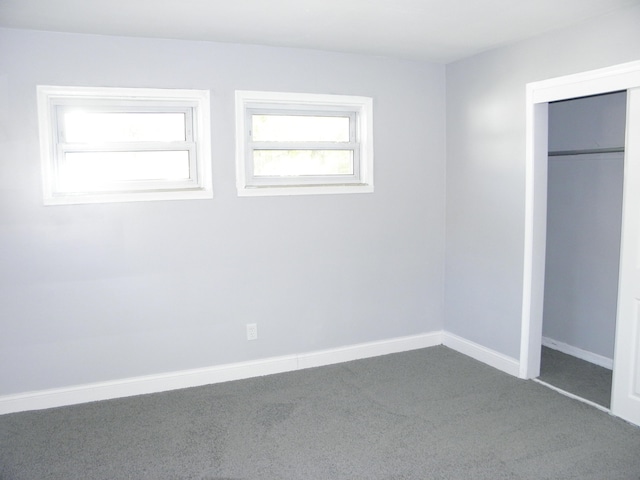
left=236, top=183, right=374, bottom=197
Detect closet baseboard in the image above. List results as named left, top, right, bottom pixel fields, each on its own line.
left=542, top=337, right=613, bottom=370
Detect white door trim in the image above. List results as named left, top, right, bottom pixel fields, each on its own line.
left=610, top=87, right=640, bottom=426
left=520, top=60, right=640, bottom=424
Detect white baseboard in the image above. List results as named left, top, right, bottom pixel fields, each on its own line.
left=0, top=331, right=522, bottom=415
left=0, top=331, right=443, bottom=415
left=0, top=355, right=299, bottom=416
left=297, top=331, right=443, bottom=370
left=442, top=332, right=520, bottom=377
left=542, top=337, right=613, bottom=370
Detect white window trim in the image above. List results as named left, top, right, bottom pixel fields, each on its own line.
left=37, top=85, right=212, bottom=205
left=235, top=90, right=374, bottom=197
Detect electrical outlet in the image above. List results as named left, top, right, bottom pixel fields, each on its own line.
left=246, top=323, right=258, bottom=341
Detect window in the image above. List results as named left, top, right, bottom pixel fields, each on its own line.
left=37, top=86, right=212, bottom=205
left=235, top=91, right=373, bottom=196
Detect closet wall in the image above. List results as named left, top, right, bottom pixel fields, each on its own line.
left=543, top=91, right=627, bottom=363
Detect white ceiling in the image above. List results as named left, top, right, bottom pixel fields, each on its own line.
left=1, top=0, right=639, bottom=63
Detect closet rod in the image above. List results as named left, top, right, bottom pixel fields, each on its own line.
left=548, top=147, right=625, bottom=157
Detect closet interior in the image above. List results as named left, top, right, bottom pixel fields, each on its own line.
left=540, top=91, right=627, bottom=408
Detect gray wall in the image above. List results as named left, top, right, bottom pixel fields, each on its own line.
left=543, top=93, right=626, bottom=359
left=0, top=28, right=446, bottom=395
left=547, top=92, right=628, bottom=153
left=445, top=5, right=640, bottom=359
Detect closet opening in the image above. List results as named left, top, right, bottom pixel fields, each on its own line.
left=538, top=91, right=627, bottom=409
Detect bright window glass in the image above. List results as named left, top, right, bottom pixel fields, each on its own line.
left=253, top=150, right=354, bottom=176
left=251, top=115, right=350, bottom=142
left=63, top=112, right=187, bottom=143
left=59, top=151, right=191, bottom=191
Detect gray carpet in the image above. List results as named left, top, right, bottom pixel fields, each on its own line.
left=539, top=346, right=613, bottom=409
left=1, top=345, right=639, bottom=480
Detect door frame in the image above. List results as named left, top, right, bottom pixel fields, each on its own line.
left=519, top=61, right=640, bottom=385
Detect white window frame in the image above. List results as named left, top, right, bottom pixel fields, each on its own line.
left=235, top=90, right=374, bottom=196
left=37, top=85, right=212, bottom=205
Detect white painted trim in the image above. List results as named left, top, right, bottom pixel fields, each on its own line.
left=610, top=87, right=640, bottom=427
left=521, top=60, right=640, bottom=380
left=542, top=337, right=613, bottom=370
left=443, top=332, right=520, bottom=377
left=297, top=331, right=443, bottom=369
left=0, top=355, right=298, bottom=416
left=0, top=332, right=442, bottom=415
left=529, top=61, right=640, bottom=104
left=520, top=97, right=548, bottom=380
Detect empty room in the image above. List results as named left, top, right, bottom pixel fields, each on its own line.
left=1, top=1, right=640, bottom=478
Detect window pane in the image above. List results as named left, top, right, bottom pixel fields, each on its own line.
left=253, top=150, right=354, bottom=176
left=59, top=151, right=190, bottom=191
left=63, top=112, right=186, bottom=143
left=252, top=115, right=350, bottom=142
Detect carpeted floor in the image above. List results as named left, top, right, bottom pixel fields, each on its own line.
left=538, top=347, right=613, bottom=408
left=539, top=346, right=613, bottom=408
left=1, top=345, right=639, bottom=480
